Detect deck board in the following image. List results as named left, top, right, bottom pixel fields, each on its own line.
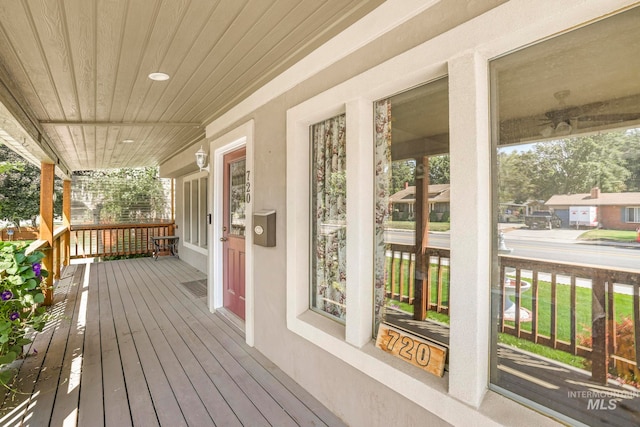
left=77, top=261, right=105, bottom=427
left=1, top=257, right=346, bottom=426
left=97, top=261, right=133, bottom=427
left=48, top=266, right=88, bottom=427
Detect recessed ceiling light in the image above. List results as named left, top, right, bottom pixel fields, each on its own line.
left=148, top=72, right=170, bottom=81
left=122, top=139, right=134, bottom=143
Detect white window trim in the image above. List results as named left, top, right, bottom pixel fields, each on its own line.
left=182, top=170, right=209, bottom=252
left=286, top=1, right=636, bottom=425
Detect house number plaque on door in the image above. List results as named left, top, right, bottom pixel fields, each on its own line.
left=375, top=323, right=447, bottom=377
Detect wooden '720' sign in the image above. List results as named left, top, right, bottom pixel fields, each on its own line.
left=375, top=323, right=447, bottom=377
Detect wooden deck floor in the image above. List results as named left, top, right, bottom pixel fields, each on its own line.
left=0, top=257, right=346, bottom=427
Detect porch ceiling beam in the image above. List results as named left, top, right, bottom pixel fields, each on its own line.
left=0, top=66, right=73, bottom=179
left=39, top=121, right=202, bottom=127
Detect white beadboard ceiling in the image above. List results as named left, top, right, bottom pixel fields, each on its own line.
left=0, top=0, right=383, bottom=174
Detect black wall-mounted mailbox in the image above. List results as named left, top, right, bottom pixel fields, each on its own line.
left=253, top=209, right=276, bottom=247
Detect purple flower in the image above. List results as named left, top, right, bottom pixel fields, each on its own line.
left=1, top=290, right=12, bottom=301
left=9, top=312, right=19, bottom=321
left=32, top=263, right=41, bottom=277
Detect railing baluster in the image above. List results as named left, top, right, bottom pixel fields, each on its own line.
left=399, top=252, right=406, bottom=302
left=425, top=254, right=433, bottom=314
left=515, top=268, right=522, bottom=335
left=634, top=283, right=640, bottom=374
left=437, top=255, right=444, bottom=313
left=499, top=264, right=505, bottom=333
left=532, top=270, right=539, bottom=343
left=551, top=273, right=557, bottom=348
left=607, top=275, right=615, bottom=363
left=391, top=251, right=399, bottom=300
left=385, top=249, right=392, bottom=298
left=570, top=275, right=577, bottom=355
left=408, top=253, right=415, bottom=304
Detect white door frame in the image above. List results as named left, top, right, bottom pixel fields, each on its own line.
left=209, top=120, right=254, bottom=346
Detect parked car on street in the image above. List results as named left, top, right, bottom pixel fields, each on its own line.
left=524, top=211, right=562, bottom=229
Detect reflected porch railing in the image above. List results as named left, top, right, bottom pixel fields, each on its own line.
left=385, top=246, right=640, bottom=384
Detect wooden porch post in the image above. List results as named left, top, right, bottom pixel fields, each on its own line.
left=39, top=162, right=55, bottom=305
left=591, top=271, right=608, bottom=384
left=169, top=178, right=175, bottom=235
left=413, top=156, right=430, bottom=321
left=63, top=179, right=71, bottom=265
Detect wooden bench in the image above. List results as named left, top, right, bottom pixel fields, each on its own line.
left=150, top=236, right=179, bottom=260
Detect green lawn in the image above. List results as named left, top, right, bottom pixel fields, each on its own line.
left=499, top=333, right=587, bottom=369
left=385, top=221, right=450, bottom=232
left=579, top=229, right=638, bottom=242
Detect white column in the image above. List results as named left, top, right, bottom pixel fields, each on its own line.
left=345, top=98, right=374, bottom=347
left=448, top=51, right=492, bottom=407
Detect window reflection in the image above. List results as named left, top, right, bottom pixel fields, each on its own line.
left=491, top=7, right=640, bottom=425
left=374, top=78, right=451, bottom=352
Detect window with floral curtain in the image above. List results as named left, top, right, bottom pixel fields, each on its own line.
left=311, top=114, right=347, bottom=321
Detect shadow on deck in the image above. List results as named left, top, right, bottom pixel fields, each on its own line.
left=0, top=257, right=345, bottom=427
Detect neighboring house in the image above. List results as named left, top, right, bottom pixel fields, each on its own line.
left=389, top=184, right=450, bottom=221
left=546, top=187, right=640, bottom=230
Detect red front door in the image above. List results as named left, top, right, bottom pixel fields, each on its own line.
left=222, top=148, right=246, bottom=320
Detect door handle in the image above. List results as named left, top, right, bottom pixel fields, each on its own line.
left=220, top=237, right=228, bottom=242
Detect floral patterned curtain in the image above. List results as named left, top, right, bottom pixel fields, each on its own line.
left=311, top=114, right=347, bottom=321
left=374, top=99, right=392, bottom=333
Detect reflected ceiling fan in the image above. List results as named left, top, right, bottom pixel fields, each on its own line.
left=539, top=90, right=640, bottom=137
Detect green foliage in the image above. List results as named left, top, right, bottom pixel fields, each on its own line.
left=429, top=155, right=450, bottom=185
left=391, top=160, right=415, bottom=195
left=389, top=156, right=450, bottom=196
left=0, top=242, right=49, bottom=387
left=73, top=167, right=168, bottom=223
left=0, top=144, right=63, bottom=228
left=499, top=131, right=638, bottom=204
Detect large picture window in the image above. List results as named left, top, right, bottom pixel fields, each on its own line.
left=310, top=114, right=347, bottom=321
left=374, top=78, right=450, bottom=349
left=490, top=7, right=640, bottom=425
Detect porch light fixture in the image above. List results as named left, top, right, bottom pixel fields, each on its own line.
left=122, top=139, right=134, bottom=143
left=195, top=146, right=209, bottom=172
left=148, top=72, right=170, bottom=81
